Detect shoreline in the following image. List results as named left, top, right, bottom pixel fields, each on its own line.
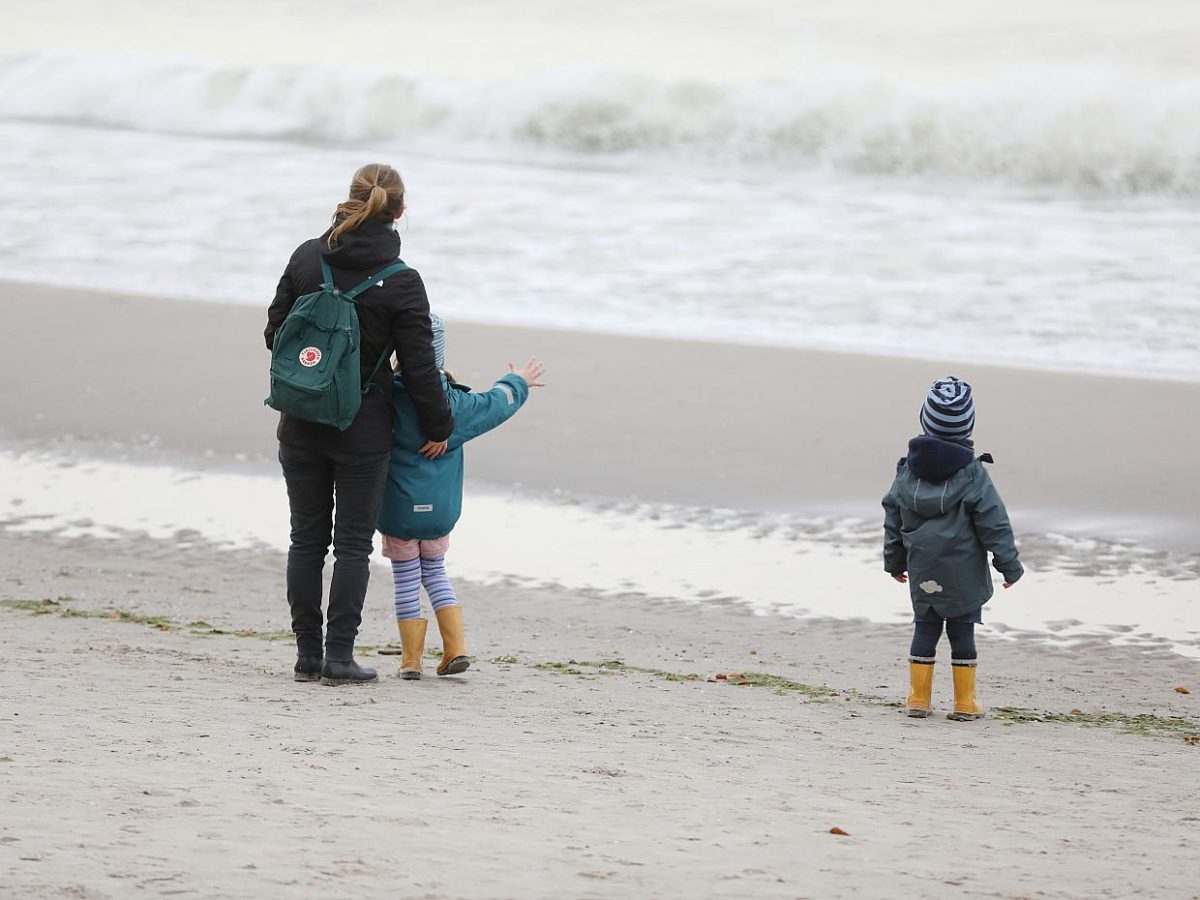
left=5, top=280, right=1199, bottom=552
left=2, top=450, right=1197, bottom=657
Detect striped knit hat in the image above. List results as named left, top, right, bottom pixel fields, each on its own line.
left=920, top=376, right=975, bottom=441
left=430, top=312, right=446, bottom=370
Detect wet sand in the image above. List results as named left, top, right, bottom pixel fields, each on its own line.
left=4, top=281, right=1199, bottom=550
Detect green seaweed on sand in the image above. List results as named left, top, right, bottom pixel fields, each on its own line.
left=1, top=596, right=293, bottom=642
left=1, top=597, right=76, bottom=614
left=993, top=707, right=1200, bottom=743
left=5, top=595, right=1197, bottom=744
left=732, top=671, right=840, bottom=698
left=533, top=661, right=585, bottom=676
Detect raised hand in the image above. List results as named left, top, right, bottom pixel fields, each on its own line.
left=510, top=357, right=547, bottom=388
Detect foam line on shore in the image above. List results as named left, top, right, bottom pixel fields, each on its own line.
left=2, top=451, right=1196, bottom=658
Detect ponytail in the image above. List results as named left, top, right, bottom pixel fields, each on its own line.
left=327, top=163, right=405, bottom=248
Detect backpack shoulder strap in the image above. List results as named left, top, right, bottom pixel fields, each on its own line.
left=344, top=261, right=410, bottom=300
left=319, top=257, right=335, bottom=290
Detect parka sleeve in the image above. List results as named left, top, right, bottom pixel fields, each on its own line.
left=966, top=469, right=1024, bottom=584
left=264, top=246, right=303, bottom=349
left=882, top=485, right=907, bottom=576
left=391, top=271, right=454, bottom=443
left=447, top=374, right=530, bottom=450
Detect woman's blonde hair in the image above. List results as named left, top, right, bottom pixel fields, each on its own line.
left=327, top=163, right=405, bottom=248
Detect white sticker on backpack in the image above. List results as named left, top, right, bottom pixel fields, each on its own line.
left=413, top=504, right=433, bottom=513
left=298, top=347, right=322, bottom=367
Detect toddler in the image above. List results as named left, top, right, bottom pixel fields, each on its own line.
left=882, top=376, right=1023, bottom=720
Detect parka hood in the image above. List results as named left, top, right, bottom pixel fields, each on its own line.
left=320, top=217, right=401, bottom=271
left=906, top=436, right=975, bottom=483
left=893, top=437, right=981, bottom=519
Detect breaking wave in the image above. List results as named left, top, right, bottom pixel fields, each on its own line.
left=3, top=50, right=1199, bottom=195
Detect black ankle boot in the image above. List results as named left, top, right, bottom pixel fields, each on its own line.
left=294, top=655, right=323, bottom=682
left=320, top=658, right=378, bottom=686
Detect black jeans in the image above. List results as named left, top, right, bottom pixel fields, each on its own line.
left=910, top=614, right=978, bottom=662
left=278, top=443, right=389, bottom=661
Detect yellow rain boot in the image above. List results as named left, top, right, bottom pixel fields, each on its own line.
left=434, top=606, right=470, bottom=676
left=906, top=661, right=935, bottom=718
left=948, top=662, right=986, bottom=721
left=396, top=619, right=428, bottom=681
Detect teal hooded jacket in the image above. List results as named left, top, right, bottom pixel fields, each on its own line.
left=378, top=372, right=530, bottom=540
left=882, top=436, right=1023, bottom=619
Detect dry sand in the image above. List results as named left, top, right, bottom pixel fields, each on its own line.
left=3, top=284, right=1199, bottom=898
left=1, top=529, right=1198, bottom=899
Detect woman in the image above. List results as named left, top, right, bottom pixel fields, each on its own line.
left=265, top=163, right=453, bottom=686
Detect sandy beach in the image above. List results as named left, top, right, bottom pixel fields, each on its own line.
left=2, top=527, right=1199, bottom=900
left=4, top=0, right=1200, bottom=894
left=3, top=286, right=1199, bottom=898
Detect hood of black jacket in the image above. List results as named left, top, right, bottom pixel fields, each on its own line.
left=320, top=217, right=401, bottom=271
left=905, top=435, right=975, bottom=483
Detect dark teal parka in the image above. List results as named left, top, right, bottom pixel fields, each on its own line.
left=882, top=436, right=1023, bottom=618
left=378, top=372, right=529, bottom=540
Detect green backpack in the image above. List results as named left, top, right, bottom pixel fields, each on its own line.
left=265, top=258, right=408, bottom=431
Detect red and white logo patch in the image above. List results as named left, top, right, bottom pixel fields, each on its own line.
left=298, top=347, right=322, bottom=367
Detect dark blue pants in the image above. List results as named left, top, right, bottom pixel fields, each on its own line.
left=910, top=609, right=979, bottom=661
left=279, top=443, right=389, bottom=661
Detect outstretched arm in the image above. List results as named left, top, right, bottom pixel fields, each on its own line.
left=447, top=359, right=544, bottom=449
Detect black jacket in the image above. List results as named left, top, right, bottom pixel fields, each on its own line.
left=266, top=218, right=454, bottom=452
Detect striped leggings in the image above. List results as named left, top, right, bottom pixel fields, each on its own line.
left=392, top=556, right=458, bottom=621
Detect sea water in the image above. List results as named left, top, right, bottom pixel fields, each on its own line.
left=1, top=0, right=1198, bottom=379
left=2, top=451, right=1196, bottom=656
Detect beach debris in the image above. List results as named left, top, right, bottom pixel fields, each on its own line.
left=707, top=672, right=753, bottom=685
left=1175, top=687, right=1190, bottom=694
left=584, top=766, right=627, bottom=778
left=829, top=827, right=850, bottom=836
left=1070, top=708, right=1084, bottom=714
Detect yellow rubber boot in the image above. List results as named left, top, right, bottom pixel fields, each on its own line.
left=434, top=606, right=470, bottom=676
left=906, top=661, right=935, bottom=718
left=948, top=663, right=986, bottom=721
left=396, top=619, right=428, bottom=680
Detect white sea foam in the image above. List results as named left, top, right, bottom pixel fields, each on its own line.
left=3, top=120, right=1198, bottom=382
left=1, top=452, right=1196, bottom=657
left=2, top=50, right=1200, bottom=196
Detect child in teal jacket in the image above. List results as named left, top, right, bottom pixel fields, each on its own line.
left=378, top=314, right=545, bottom=678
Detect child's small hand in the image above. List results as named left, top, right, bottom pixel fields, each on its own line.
left=1003, top=582, right=1015, bottom=589
left=419, top=440, right=448, bottom=460
left=510, top=357, right=547, bottom=387
left=892, top=573, right=908, bottom=584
